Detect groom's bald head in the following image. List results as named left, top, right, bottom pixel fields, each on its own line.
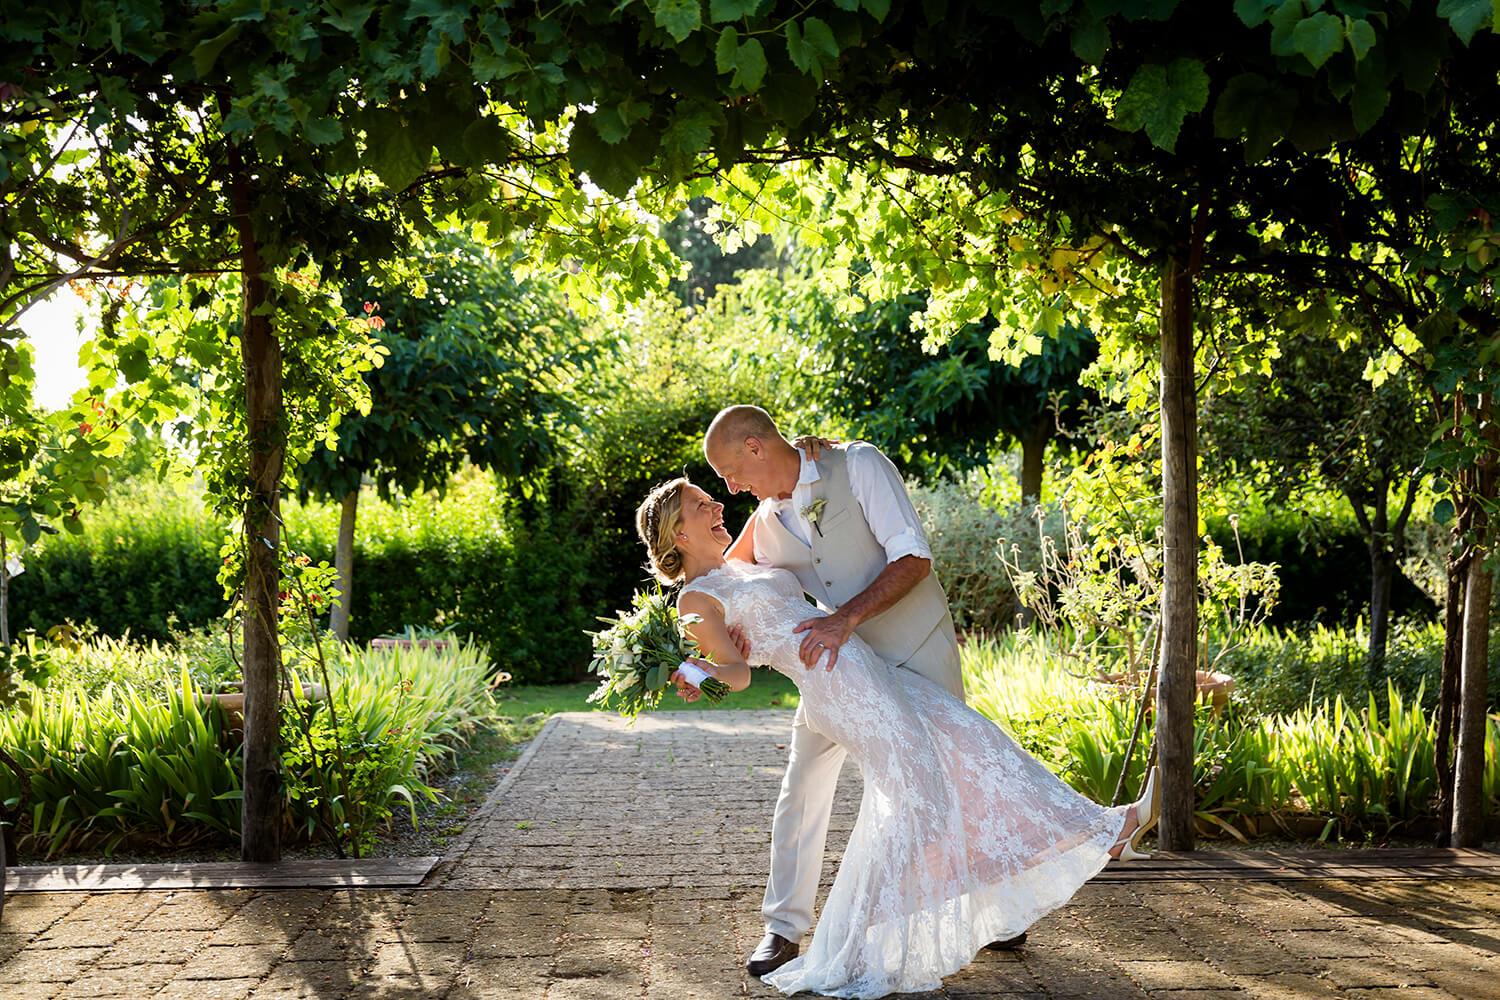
left=705, top=405, right=783, bottom=455
left=704, top=405, right=799, bottom=502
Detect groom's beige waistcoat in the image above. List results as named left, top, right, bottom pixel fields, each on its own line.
left=754, top=447, right=950, bottom=666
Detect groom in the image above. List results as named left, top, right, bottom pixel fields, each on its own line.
left=701, top=405, right=1024, bottom=977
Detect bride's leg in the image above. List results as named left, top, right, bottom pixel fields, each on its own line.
left=1108, top=811, right=1139, bottom=860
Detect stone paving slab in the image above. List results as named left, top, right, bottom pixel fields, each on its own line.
left=0, top=709, right=1497, bottom=999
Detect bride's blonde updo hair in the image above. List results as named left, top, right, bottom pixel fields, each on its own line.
left=636, top=477, right=691, bottom=585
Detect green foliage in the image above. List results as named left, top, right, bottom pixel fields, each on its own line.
left=0, top=629, right=61, bottom=713
left=0, top=669, right=242, bottom=856
left=965, top=633, right=1500, bottom=837
left=280, top=638, right=499, bottom=855
left=659, top=196, right=782, bottom=307
left=9, top=479, right=226, bottom=642
left=0, top=630, right=502, bottom=856
left=285, top=474, right=590, bottom=684
left=908, top=468, right=1065, bottom=633
left=710, top=270, right=1098, bottom=479
left=0, top=339, right=121, bottom=553
left=1203, top=511, right=1435, bottom=629
left=1111, top=58, right=1210, bottom=151
left=296, top=236, right=593, bottom=503
left=1213, top=618, right=1500, bottom=718
left=515, top=292, right=804, bottom=640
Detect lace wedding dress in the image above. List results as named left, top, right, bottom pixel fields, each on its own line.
left=682, top=561, right=1129, bottom=999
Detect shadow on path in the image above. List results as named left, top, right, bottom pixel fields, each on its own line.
left=1, top=709, right=1497, bottom=999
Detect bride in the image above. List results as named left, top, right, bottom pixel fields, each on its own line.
left=636, top=477, right=1161, bottom=999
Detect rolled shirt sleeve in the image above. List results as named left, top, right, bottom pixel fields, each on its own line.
left=845, top=442, right=933, bottom=564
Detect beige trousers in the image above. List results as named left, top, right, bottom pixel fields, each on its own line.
left=761, top=612, right=964, bottom=941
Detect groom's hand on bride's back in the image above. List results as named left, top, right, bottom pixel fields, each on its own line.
left=792, top=435, right=839, bottom=460
left=725, top=624, right=752, bottom=662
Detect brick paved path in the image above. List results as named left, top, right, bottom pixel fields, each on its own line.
left=3, top=709, right=1500, bottom=999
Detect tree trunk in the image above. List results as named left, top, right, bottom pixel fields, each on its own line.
left=1453, top=555, right=1492, bottom=846
left=330, top=488, right=357, bottom=642
left=1434, top=545, right=1467, bottom=846
left=1369, top=547, right=1394, bottom=674
left=1366, top=483, right=1393, bottom=673
left=1452, top=390, right=1495, bottom=847
left=1156, top=256, right=1198, bottom=852
left=232, top=164, right=284, bottom=863
left=1019, top=419, right=1048, bottom=503
left=1, top=534, right=9, bottom=648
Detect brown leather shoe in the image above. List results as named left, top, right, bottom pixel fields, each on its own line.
left=984, top=932, right=1028, bottom=951
left=746, top=932, right=799, bottom=976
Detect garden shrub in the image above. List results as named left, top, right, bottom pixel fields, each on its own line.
left=963, top=632, right=1500, bottom=837
left=1211, top=618, right=1500, bottom=717
left=908, top=470, right=1064, bottom=633
left=0, top=633, right=502, bottom=856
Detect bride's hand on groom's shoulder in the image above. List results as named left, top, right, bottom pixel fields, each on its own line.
left=792, top=435, right=839, bottom=461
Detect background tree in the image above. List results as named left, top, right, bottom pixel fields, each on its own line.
left=1202, top=332, right=1432, bottom=668
left=733, top=270, right=1097, bottom=490
left=296, top=237, right=590, bottom=642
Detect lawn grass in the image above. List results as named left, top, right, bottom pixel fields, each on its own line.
left=494, top=666, right=801, bottom=719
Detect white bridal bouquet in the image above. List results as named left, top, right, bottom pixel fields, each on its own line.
left=586, top=587, right=731, bottom=719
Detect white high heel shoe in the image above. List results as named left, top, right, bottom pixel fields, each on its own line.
left=1112, top=766, right=1160, bottom=861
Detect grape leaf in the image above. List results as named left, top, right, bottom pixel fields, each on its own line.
left=1292, top=12, right=1344, bottom=69
left=1344, top=16, right=1376, bottom=61
left=1112, top=58, right=1209, bottom=151
left=709, top=0, right=759, bottom=22
left=1437, top=0, right=1495, bottom=45
left=651, top=0, right=702, bottom=43
left=1213, top=72, right=1297, bottom=162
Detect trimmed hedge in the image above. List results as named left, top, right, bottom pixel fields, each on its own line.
left=10, top=476, right=594, bottom=685
left=285, top=477, right=601, bottom=685
left=9, top=482, right=226, bottom=641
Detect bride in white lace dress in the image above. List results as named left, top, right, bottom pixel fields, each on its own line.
left=637, top=479, right=1159, bottom=999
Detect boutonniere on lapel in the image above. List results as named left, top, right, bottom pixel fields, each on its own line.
left=801, top=497, right=828, bottom=536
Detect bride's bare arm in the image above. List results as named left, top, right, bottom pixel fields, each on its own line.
left=724, top=513, right=756, bottom=564
left=676, top=591, right=753, bottom=692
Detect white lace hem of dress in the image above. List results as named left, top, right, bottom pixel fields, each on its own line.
left=761, top=811, right=1125, bottom=999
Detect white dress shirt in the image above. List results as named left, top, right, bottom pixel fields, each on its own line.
left=754, top=442, right=933, bottom=566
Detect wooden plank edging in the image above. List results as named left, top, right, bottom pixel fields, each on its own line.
left=1096, top=848, right=1500, bottom=882
left=3, top=855, right=440, bottom=893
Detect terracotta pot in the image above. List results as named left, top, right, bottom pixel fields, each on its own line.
left=202, top=681, right=326, bottom=736
left=369, top=638, right=453, bottom=652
